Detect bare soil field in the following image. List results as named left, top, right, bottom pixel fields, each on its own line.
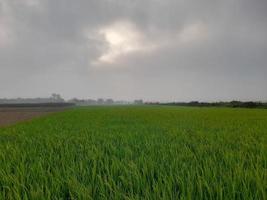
left=0, top=107, right=69, bottom=127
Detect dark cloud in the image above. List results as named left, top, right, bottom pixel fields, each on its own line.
left=0, top=0, right=266, bottom=101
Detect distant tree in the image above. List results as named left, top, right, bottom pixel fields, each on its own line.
left=51, top=94, right=64, bottom=102
left=97, top=98, right=104, bottom=105
left=243, top=101, right=257, bottom=108
left=134, top=99, right=143, bottom=104
left=87, top=99, right=97, bottom=105
left=106, top=99, right=114, bottom=105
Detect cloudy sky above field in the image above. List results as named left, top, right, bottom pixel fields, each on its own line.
left=0, top=0, right=267, bottom=101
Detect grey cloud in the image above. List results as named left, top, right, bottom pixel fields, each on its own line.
left=0, top=0, right=266, bottom=101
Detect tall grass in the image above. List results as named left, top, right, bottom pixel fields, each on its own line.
left=0, top=106, right=266, bottom=199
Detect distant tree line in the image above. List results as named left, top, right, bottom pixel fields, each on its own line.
left=0, top=94, right=64, bottom=104
left=67, top=98, right=132, bottom=106
left=148, top=101, right=267, bottom=109
left=0, top=94, right=143, bottom=106
left=4, top=94, right=265, bottom=109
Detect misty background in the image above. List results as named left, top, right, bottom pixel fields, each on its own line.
left=0, top=0, right=267, bottom=102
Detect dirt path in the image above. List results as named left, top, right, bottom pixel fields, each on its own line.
left=0, top=107, right=66, bottom=127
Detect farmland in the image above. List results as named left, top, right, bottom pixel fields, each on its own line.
left=0, top=108, right=52, bottom=127
left=0, top=104, right=73, bottom=127
left=0, top=106, right=266, bottom=199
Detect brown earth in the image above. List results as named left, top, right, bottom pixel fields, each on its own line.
left=0, top=107, right=66, bottom=127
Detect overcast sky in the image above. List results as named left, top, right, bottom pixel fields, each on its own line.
left=0, top=0, right=266, bottom=101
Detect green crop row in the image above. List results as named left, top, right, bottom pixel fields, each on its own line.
left=0, top=106, right=266, bottom=199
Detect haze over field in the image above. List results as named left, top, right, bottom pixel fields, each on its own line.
left=0, top=0, right=267, bottom=101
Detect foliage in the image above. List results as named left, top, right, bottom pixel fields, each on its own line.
left=0, top=106, right=266, bottom=199
left=159, top=101, right=267, bottom=109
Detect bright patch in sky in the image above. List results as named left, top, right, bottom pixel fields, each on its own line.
left=93, top=21, right=149, bottom=65
left=91, top=20, right=208, bottom=66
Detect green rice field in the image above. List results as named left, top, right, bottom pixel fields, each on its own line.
left=0, top=106, right=266, bottom=199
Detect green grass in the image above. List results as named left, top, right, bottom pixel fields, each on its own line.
left=0, top=106, right=266, bottom=199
